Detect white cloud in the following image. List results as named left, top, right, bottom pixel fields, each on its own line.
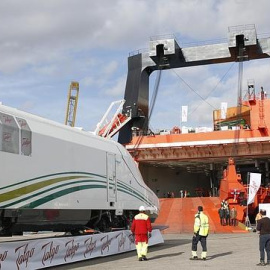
left=0, top=0, right=270, bottom=133
left=104, top=76, right=126, bottom=97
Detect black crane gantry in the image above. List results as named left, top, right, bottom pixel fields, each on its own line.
left=118, top=24, right=270, bottom=144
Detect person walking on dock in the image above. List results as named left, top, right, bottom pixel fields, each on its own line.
left=218, top=207, right=225, bottom=225
left=131, top=206, right=152, bottom=261
left=256, top=209, right=270, bottom=266
left=230, top=206, right=237, bottom=226
left=190, top=206, right=209, bottom=261
left=221, top=199, right=229, bottom=210
left=225, top=207, right=230, bottom=226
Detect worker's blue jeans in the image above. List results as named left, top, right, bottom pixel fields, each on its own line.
left=259, top=234, right=270, bottom=262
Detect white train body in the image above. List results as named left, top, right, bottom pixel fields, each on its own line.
left=0, top=104, right=159, bottom=234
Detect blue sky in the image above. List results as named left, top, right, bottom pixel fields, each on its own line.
left=0, top=0, right=270, bottom=133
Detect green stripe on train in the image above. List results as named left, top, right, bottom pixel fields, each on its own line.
left=0, top=172, right=153, bottom=208
left=0, top=172, right=106, bottom=191
left=0, top=175, right=94, bottom=203
left=1, top=180, right=106, bottom=208
left=1, top=181, right=151, bottom=208
left=21, top=185, right=106, bottom=208
left=19, top=185, right=151, bottom=209
left=20, top=185, right=150, bottom=209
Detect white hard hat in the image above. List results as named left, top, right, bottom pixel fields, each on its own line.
left=139, top=206, right=146, bottom=211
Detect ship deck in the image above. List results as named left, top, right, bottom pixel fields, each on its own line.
left=126, top=129, right=270, bottom=169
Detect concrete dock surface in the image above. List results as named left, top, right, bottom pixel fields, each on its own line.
left=50, top=232, right=262, bottom=270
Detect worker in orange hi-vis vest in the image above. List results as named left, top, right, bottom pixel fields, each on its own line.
left=131, top=206, right=152, bottom=261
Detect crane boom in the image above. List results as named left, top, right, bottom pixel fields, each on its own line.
left=65, top=81, right=79, bottom=127
left=94, top=100, right=131, bottom=138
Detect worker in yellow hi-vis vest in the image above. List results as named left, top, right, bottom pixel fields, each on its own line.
left=190, top=205, right=209, bottom=261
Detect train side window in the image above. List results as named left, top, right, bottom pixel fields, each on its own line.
left=0, top=112, right=19, bottom=154
left=16, top=117, right=32, bottom=156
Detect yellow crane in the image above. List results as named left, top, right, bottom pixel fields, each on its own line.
left=65, top=81, right=79, bottom=127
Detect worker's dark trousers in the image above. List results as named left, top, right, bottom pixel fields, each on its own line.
left=259, top=234, right=270, bottom=262
left=192, top=234, right=207, bottom=252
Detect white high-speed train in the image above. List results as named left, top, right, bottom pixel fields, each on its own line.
left=0, top=103, right=159, bottom=236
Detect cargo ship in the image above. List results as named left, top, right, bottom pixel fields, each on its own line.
left=115, top=25, right=270, bottom=232
left=120, top=82, right=270, bottom=232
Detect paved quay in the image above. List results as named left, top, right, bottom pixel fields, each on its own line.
left=50, top=232, right=261, bottom=270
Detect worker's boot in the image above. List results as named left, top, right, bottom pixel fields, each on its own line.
left=257, top=260, right=266, bottom=266
left=190, top=251, right=198, bottom=260
left=201, top=251, right=207, bottom=261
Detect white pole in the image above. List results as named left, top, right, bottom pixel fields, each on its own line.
left=245, top=172, right=251, bottom=228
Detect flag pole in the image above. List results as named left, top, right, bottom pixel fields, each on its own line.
left=245, top=172, right=251, bottom=228
left=181, top=105, right=188, bottom=132
left=180, top=110, right=182, bottom=131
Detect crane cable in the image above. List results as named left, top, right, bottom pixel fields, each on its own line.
left=132, top=61, right=236, bottom=154
left=172, top=62, right=236, bottom=117
left=132, top=69, right=162, bottom=152
left=172, top=70, right=217, bottom=110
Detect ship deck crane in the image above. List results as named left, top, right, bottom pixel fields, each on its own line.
left=65, top=81, right=79, bottom=127
left=94, top=99, right=131, bottom=138
left=118, top=24, right=270, bottom=144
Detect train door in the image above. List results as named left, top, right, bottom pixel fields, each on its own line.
left=107, top=153, right=117, bottom=205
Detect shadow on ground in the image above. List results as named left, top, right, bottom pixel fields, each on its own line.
left=207, top=251, right=233, bottom=260
left=47, top=238, right=189, bottom=269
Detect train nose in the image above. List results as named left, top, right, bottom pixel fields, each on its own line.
left=146, top=206, right=158, bottom=215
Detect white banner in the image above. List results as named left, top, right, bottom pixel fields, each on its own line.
left=181, top=106, right=188, bottom=123
left=220, top=102, right=227, bottom=120
left=247, top=172, right=261, bottom=205
left=0, top=229, right=163, bottom=270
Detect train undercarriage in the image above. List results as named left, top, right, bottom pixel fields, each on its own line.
left=0, top=208, right=138, bottom=236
